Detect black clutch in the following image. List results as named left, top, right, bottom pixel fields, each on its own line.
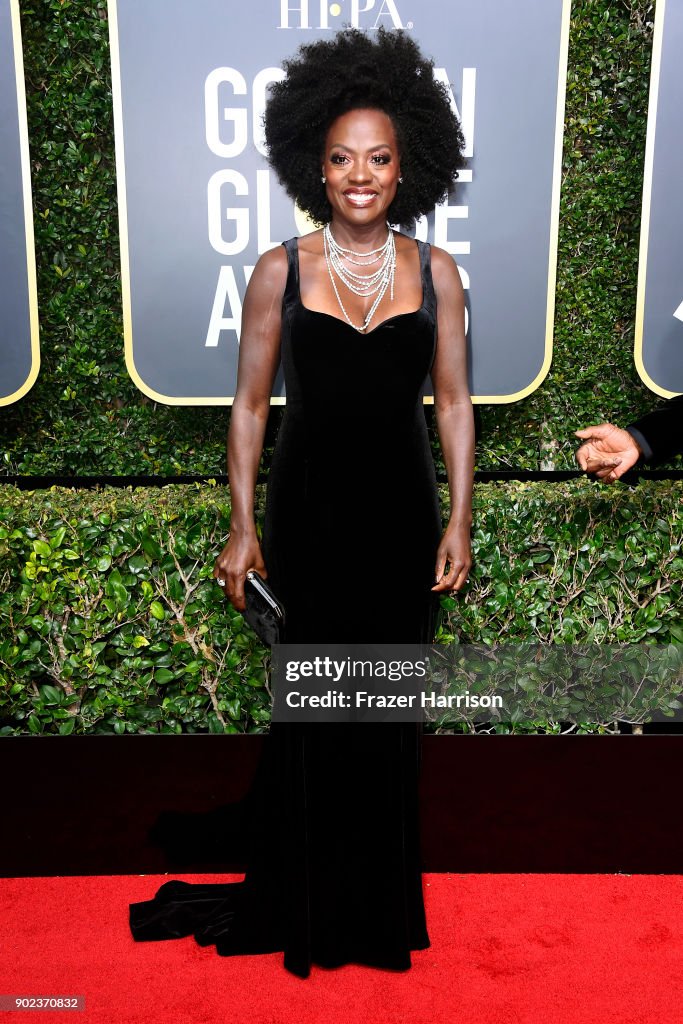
left=243, top=569, right=285, bottom=646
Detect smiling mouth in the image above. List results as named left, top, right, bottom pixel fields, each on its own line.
left=343, top=189, right=378, bottom=206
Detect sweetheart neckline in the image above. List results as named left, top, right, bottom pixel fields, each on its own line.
left=293, top=236, right=427, bottom=338
left=296, top=301, right=427, bottom=337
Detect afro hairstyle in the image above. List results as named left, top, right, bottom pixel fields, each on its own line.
left=264, top=27, right=466, bottom=229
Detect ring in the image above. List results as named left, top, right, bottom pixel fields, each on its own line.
left=216, top=577, right=226, bottom=588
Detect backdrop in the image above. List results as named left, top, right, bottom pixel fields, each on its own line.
left=0, top=0, right=38, bottom=408
left=635, top=0, right=683, bottom=397
left=108, top=0, right=570, bottom=404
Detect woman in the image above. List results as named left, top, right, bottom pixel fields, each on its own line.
left=130, top=27, right=474, bottom=978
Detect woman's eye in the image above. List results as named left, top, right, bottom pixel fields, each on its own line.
left=371, top=154, right=391, bottom=165
left=330, top=153, right=348, bottom=164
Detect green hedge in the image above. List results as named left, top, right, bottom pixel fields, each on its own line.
left=1, top=0, right=675, bottom=475
left=1, top=480, right=680, bottom=736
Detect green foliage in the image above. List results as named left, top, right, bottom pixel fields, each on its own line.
left=432, top=477, right=683, bottom=733
left=0, top=482, right=271, bottom=735
left=442, top=478, right=683, bottom=646
left=0, top=0, right=676, bottom=474
left=1, top=480, right=680, bottom=736
left=424, top=642, right=683, bottom=734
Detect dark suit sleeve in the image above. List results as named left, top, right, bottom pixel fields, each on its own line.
left=626, top=394, right=683, bottom=463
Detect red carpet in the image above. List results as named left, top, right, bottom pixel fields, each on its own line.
left=2, top=873, right=683, bottom=1023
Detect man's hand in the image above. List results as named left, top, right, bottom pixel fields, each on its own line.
left=575, top=423, right=642, bottom=482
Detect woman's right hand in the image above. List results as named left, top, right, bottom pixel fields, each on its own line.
left=213, top=531, right=267, bottom=612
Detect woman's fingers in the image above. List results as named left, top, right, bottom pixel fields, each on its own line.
left=444, top=560, right=468, bottom=592
left=227, top=568, right=248, bottom=611
left=213, top=539, right=267, bottom=613
left=451, top=561, right=470, bottom=591
left=432, top=554, right=471, bottom=593
left=434, top=553, right=447, bottom=586
left=212, top=559, right=228, bottom=591
left=213, top=558, right=234, bottom=599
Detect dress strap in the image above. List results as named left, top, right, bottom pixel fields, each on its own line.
left=416, top=239, right=437, bottom=319
left=281, top=237, right=300, bottom=312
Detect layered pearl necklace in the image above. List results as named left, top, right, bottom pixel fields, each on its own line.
left=323, top=222, right=396, bottom=333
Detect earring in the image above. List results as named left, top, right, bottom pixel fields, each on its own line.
left=321, top=175, right=326, bottom=183
left=398, top=176, right=404, bottom=184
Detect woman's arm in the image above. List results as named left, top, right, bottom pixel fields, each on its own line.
left=213, top=245, right=288, bottom=610
left=429, top=245, right=475, bottom=594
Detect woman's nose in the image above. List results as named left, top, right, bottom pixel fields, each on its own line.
left=348, top=159, right=371, bottom=183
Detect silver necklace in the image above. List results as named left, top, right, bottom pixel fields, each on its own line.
left=323, top=223, right=396, bottom=333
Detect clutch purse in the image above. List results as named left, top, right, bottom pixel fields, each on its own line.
left=243, top=569, right=285, bottom=646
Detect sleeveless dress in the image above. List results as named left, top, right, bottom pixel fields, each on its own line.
left=129, top=235, right=443, bottom=978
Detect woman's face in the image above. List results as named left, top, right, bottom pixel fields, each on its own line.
left=322, top=108, right=401, bottom=227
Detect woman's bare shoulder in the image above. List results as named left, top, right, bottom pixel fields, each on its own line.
left=247, top=244, right=289, bottom=299
left=429, top=243, right=463, bottom=293
left=254, top=244, right=289, bottom=275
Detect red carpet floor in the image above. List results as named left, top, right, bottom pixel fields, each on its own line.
left=2, top=873, right=683, bottom=1024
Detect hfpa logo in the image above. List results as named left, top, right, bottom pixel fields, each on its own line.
left=279, top=0, right=408, bottom=31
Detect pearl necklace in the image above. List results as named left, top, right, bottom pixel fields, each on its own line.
left=323, top=223, right=396, bottom=333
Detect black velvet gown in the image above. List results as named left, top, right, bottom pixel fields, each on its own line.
left=129, top=236, right=443, bottom=978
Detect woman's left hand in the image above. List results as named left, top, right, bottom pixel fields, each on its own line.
left=431, top=521, right=472, bottom=594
